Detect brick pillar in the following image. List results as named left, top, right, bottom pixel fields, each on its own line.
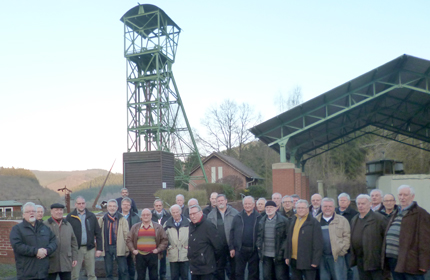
left=272, top=162, right=296, bottom=196
left=294, top=168, right=302, bottom=198
left=301, top=172, right=307, bottom=200
left=0, top=220, right=19, bottom=264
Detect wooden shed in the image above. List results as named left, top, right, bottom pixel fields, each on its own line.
left=123, top=151, right=175, bottom=209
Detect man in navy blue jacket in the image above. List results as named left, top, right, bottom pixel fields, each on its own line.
left=10, top=202, right=57, bottom=280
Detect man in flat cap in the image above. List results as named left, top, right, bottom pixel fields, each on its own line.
left=256, top=200, right=289, bottom=280
left=44, top=203, right=78, bottom=280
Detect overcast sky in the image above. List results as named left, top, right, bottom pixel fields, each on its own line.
left=1, top=1, right=429, bottom=173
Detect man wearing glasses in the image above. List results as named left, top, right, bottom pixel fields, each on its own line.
left=67, top=196, right=103, bottom=280
left=10, top=202, right=57, bottom=280
left=280, top=195, right=295, bottom=220
left=378, top=194, right=398, bottom=219
left=188, top=205, right=220, bottom=280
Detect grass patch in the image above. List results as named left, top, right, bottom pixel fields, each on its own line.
left=0, top=263, right=16, bottom=278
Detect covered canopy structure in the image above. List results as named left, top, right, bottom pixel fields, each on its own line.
left=250, top=54, right=430, bottom=169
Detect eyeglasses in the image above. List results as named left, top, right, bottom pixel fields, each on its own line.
left=283, top=201, right=294, bottom=203
left=24, top=210, right=36, bottom=213
left=383, top=200, right=395, bottom=202
left=189, top=211, right=201, bottom=217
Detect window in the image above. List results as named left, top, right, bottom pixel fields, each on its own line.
left=211, top=167, right=216, bottom=183
left=5, top=207, right=12, bottom=217
left=218, top=167, right=223, bottom=179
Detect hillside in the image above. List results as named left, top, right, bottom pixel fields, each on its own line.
left=0, top=167, right=61, bottom=208
left=70, top=173, right=123, bottom=207
left=31, top=169, right=109, bottom=193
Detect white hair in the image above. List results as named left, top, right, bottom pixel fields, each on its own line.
left=170, top=204, right=182, bottom=213
left=272, top=192, right=282, bottom=199
left=370, top=189, right=383, bottom=196
left=188, top=198, right=199, bottom=206
left=296, top=199, right=309, bottom=208
left=107, top=199, right=118, bottom=207
left=356, top=194, right=371, bottom=203
left=322, top=197, right=335, bottom=204
left=35, top=205, right=44, bottom=212
left=242, top=196, right=255, bottom=205
left=257, top=197, right=267, bottom=204
left=22, top=202, right=36, bottom=213
left=176, top=194, right=185, bottom=200
left=338, top=192, right=350, bottom=201
left=398, top=185, right=415, bottom=195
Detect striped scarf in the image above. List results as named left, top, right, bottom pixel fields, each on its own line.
left=107, top=214, right=117, bottom=245
left=385, top=209, right=408, bottom=258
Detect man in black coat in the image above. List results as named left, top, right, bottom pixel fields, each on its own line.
left=256, top=200, right=290, bottom=280
left=66, top=196, right=103, bottom=280
left=188, top=205, right=220, bottom=280
left=10, top=202, right=57, bottom=280
left=151, top=198, right=171, bottom=280
left=203, top=192, right=218, bottom=216
left=350, top=194, right=387, bottom=280
left=335, top=192, right=358, bottom=280
left=229, top=196, right=262, bottom=280
left=285, top=199, right=323, bottom=280
left=116, top=188, right=138, bottom=214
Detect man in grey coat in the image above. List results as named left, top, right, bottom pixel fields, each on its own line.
left=44, top=203, right=78, bottom=280
left=207, top=194, right=239, bottom=280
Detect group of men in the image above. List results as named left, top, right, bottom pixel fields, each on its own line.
left=10, top=185, right=430, bottom=280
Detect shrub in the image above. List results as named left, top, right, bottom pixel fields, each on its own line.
left=153, top=189, right=209, bottom=208
left=195, top=183, right=235, bottom=201
left=247, top=185, right=267, bottom=199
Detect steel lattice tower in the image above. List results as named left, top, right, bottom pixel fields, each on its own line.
left=120, top=4, right=207, bottom=187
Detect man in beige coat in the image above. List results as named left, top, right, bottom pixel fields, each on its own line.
left=98, top=199, right=129, bottom=280
left=315, top=198, right=350, bottom=280
left=163, top=204, right=190, bottom=280
left=44, top=203, right=78, bottom=280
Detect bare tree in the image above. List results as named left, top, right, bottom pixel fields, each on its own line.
left=274, top=86, right=303, bottom=113
left=197, top=99, right=261, bottom=160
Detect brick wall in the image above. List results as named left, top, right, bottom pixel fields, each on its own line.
left=0, top=220, right=19, bottom=264
left=189, top=157, right=247, bottom=190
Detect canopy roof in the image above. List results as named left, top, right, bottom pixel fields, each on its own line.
left=250, top=54, right=430, bottom=166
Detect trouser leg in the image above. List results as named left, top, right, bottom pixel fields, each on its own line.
left=104, top=245, right=115, bottom=280
left=84, top=248, right=97, bottom=280
left=126, top=254, right=136, bottom=280
left=246, top=249, right=260, bottom=280
left=262, top=256, right=275, bottom=280
left=274, top=259, right=290, bottom=280
left=159, top=250, right=167, bottom=279
left=59, top=272, right=72, bottom=280
left=234, top=249, right=247, bottom=280
left=136, top=254, right=148, bottom=280
left=147, top=253, right=159, bottom=280
left=215, top=249, right=227, bottom=280
left=179, top=262, right=189, bottom=280
left=71, top=247, right=85, bottom=280
left=117, top=255, right=130, bottom=280
left=289, top=259, right=303, bottom=280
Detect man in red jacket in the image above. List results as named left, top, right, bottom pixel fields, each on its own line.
left=382, top=185, right=430, bottom=280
